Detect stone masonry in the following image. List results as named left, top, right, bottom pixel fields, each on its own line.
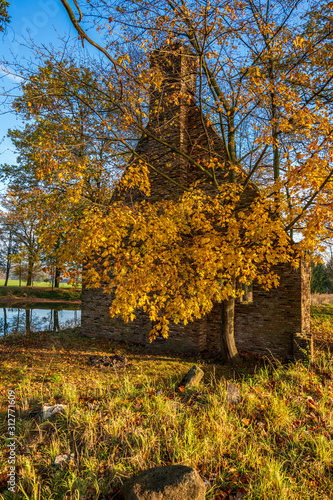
left=81, top=44, right=312, bottom=360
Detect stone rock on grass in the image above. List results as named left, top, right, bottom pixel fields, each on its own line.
left=54, top=453, right=75, bottom=466
left=121, top=465, right=206, bottom=500
left=226, top=383, right=241, bottom=405
left=176, top=365, right=204, bottom=392
left=41, top=404, right=66, bottom=421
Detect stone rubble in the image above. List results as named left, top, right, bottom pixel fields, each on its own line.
left=176, top=365, right=204, bottom=392
left=227, top=383, right=241, bottom=405
left=121, top=465, right=206, bottom=500
left=54, top=453, right=75, bottom=466
left=41, top=404, right=67, bottom=421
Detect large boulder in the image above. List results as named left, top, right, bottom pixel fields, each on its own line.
left=121, top=465, right=206, bottom=500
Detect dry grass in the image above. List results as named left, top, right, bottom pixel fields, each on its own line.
left=311, top=294, right=333, bottom=305
left=0, top=308, right=332, bottom=500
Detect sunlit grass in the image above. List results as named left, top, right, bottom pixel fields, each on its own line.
left=0, top=280, right=74, bottom=288
left=0, top=312, right=332, bottom=499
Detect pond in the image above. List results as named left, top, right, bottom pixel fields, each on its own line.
left=0, top=304, right=81, bottom=336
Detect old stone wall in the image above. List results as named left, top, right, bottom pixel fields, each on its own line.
left=81, top=285, right=207, bottom=354
left=81, top=259, right=311, bottom=360
left=206, top=261, right=311, bottom=360
left=81, top=287, right=147, bottom=344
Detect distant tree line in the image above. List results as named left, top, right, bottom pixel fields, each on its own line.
left=311, top=259, right=333, bottom=294
left=0, top=194, right=81, bottom=287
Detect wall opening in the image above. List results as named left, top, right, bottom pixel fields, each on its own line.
left=236, top=281, right=253, bottom=304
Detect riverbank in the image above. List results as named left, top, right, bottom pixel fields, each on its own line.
left=0, top=286, right=81, bottom=304
left=0, top=306, right=332, bottom=499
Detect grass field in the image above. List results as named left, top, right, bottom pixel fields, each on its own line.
left=0, top=280, right=75, bottom=288
left=0, top=306, right=332, bottom=499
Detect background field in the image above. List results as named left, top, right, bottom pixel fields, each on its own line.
left=0, top=280, right=76, bottom=288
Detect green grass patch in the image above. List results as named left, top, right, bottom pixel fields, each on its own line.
left=0, top=286, right=81, bottom=301
left=311, top=304, right=333, bottom=319
left=311, top=304, right=333, bottom=349
left=0, top=280, right=78, bottom=288
left=0, top=316, right=332, bottom=499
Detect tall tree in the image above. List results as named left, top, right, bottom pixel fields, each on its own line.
left=1, top=60, right=133, bottom=279
left=2, top=190, right=42, bottom=286
left=0, top=215, right=17, bottom=286
left=310, top=262, right=330, bottom=294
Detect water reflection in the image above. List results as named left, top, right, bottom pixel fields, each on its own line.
left=0, top=306, right=81, bottom=336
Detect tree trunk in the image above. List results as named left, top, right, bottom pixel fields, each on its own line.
left=4, top=261, right=10, bottom=287
left=4, top=230, right=12, bottom=286
left=54, top=267, right=61, bottom=288
left=26, top=260, right=33, bottom=286
left=220, top=278, right=242, bottom=364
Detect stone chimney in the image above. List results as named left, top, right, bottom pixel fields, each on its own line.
left=149, top=42, right=197, bottom=125
left=147, top=43, right=197, bottom=197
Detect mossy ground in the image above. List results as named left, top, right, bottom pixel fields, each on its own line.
left=0, top=306, right=332, bottom=500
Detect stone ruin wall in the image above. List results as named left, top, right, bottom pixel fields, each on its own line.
left=81, top=259, right=311, bottom=360
left=81, top=44, right=312, bottom=361
left=81, top=286, right=208, bottom=354
left=206, top=261, right=312, bottom=360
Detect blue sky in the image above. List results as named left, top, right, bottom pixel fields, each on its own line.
left=0, top=0, right=75, bottom=191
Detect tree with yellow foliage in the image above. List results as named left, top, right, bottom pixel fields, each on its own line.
left=4, top=0, right=333, bottom=362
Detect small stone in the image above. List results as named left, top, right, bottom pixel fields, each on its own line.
left=202, top=477, right=211, bottom=489
left=87, top=402, right=98, bottom=410
left=234, top=487, right=247, bottom=499
left=54, top=453, right=74, bottom=466
left=227, top=383, right=241, bottom=405
left=41, top=404, right=66, bottom=421
left=121, top=465, right=206, bottom=500
left=177, top=365, right=204, bottom=391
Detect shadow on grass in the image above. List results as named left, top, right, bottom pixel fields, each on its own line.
left=0, top=327, right=284, bottom=390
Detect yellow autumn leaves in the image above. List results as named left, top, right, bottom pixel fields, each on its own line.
left=75, top=187, right=293, bottom=340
